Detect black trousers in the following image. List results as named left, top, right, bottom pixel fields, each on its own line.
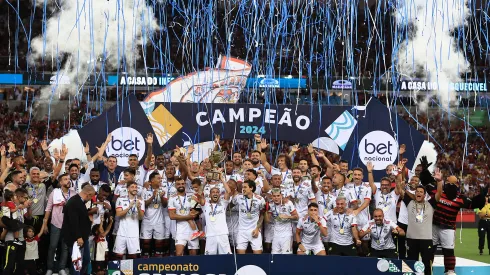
left=328, top=243, right=357, bottom=256
left=371, top=248, right=397, bottom=259
left=478, top=218, right=490, bottom=251
left=397, top=222, right=408, bottom=259
left=3, top=241, right=26, bottom=275
left=407, top=238, right=433, bottom=275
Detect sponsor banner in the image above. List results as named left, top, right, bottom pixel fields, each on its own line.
left=0, top=74, right=23, bottom=84
left=107, top=75, right=174, bottom=86
left=76, top=95, right=426, bottom=177
left=77, top=96, right=160, bottom=168
left=108, top=254, right=420, bottom=275
left=398, top=79, right=488, bottom=92
left=246, top=77, right=307, bottom=89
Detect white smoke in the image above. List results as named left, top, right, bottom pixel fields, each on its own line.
left=30, top=0, right=158, bottom=100
left=395, top=0, right=470, bottom=110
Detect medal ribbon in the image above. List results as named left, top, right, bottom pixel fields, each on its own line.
left=61, top=189, right=70, bottom=202
left=375, top=224, right=383, bottom=241
left=211, top=202, right=218, bottom=217
left=337, top=213, right=345, bottom=230
left=294, top=183, right=302, bottom=199
left=354, top=186, right=361, bottom=200
left=178, top=194, right=187, bottom=213
left=244, top=195, right=254, bottom=214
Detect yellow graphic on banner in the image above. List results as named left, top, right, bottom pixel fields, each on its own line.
left=148, top=105, right=183, bottom=146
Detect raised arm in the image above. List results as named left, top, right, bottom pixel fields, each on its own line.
left=366, top=162, right=376, bottom=194
left=259, top=138, right=272, bottom=174
left=316, top=150, right=334, bottom=178
left=308, top=144, right=320, bottom=166
left=144, top=133, right=153, bottom=169
left=434, top=168, right=443, bottom=202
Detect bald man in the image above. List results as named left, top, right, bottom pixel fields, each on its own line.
left=62, top=185, right=96, bottom=275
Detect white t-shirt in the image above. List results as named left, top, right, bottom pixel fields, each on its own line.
left=350, top=183, right=372, bottom=225
left=145, top=169, right=165, bottom=182
left=92, top=200, right=110, bottom=226
left=115, top=197, right=145, bottom=238
left=326, top=212, right=357, bottom=246
left=333, top=186, right=355, bottom=201
left=291, top=180, right=316, bottom=217
left=202, top=199, right=229, bottom=237
left=232, top=194, right=266, bottom=232
left=361, top=219, right=398, bottom=250
left=316, top=191, right=336, bottom=216
left=25, top=236, right=40, bottom=260
left=268, top=201, right=296, bottom=237
left=374, top=190, right=400, bottom=222
left=168, top=193, right=195, bottom=235
left=142, top=186, right=165, bottom=224
left=297, top=216, right=327, bottom=245
left=114, top=184, right=143, bottom=198
left=203, top=182, right=226, bottom=200
left=118, top=165, right=148, bottom=186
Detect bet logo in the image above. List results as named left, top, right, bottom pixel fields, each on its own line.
left=358, top=131, right=398, bottom=170
left=106, top=127, right=145, bottom=167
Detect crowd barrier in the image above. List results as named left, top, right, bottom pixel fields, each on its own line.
left=108, top=254, right=422, bottom=275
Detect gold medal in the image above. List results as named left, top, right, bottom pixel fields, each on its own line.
left=416, top=215, right=423, bottom=222
left=383, top=206, right=389, bottom=212
left=33, top=198, right=38, bottom=204
left=323, top=209, right=328, bottom=215
left=153, top=204, right=159, bottom=209
left=376, top=240, right=380, bottom=244
left=180, top=209, right=186, bottom=214
left=247, top=212, right=252, bottom=218
left=339, top=228, right=344, bottom=234
left=294, top=198, right=299, bottom=204
left=210, top=216, right=216, bottom=222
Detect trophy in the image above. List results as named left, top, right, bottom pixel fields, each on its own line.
left=207, top=149, right=227, bottom=181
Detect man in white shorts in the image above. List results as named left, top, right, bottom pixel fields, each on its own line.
left=168, top=176, right=200, bottom=256
left=140, top=171, right=167, bottom=257
left=265, top=188, right=298, bottom=254
left=232, top=180, right=266, bottom=254
left=315, top=176, right=336, bottom=250
left=201, top=178, right=232, bottom=255
left=114, top=181, right=145, bottom=259
left=296, top=202, right=328, bottom=255
left=326, top=196, right=360, bottom=256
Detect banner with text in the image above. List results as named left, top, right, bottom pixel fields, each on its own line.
left=77, top=95, right=426, bottom=178
left=108, top=254, right=422, bottom=275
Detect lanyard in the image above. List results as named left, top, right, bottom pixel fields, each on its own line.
left=210, top=202, right=218, bottom=217
left=381, top=193, right=390, bottom=206
left=167, top=181, right=174, bottom=196
left=337, top=213, right=345, bottom=229
left=131, top=198, right=137, bottom=213
left=294, top=183, right=302, bottom=198
left=322, top=193, right=329, bottom=208
left=70, top=179, right=78, bottom=190
left=375, top=224, right=383, bottom=240
left=29, top=183, right=37, bottom=198
left=108, top=172, right=115, bottom=186
left=178, top=195, right=187, bottom=211
left=354, top=185, right=362, bottom=200
left=244, top=195, right=254, bottom=213
left=273, top=204, right=279, bottom=217
left=149, top=186, right=159, bottom=204
left=61, top=189, right=71, bottom=201
left=282, top=170, right=289, bottom=183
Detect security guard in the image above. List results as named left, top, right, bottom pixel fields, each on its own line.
left=478, top=195, right=490, bottom=255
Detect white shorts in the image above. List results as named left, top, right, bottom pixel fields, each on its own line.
left=236, top=231, right=263, bottom=251
left=140, top=221, right=165, bottom=240
left=162, top=215, right=171, bottom=239
left=299, top=242, right=325, bottom=255
left=205, top=235, right=231, bottom=255
left=114, top=236, right=141, bottom=255
left=272, top=235, right=293, bottom=254
left=432, top=225, right=455, bottom=249
left=175, top=233, right=200, bottom=250
left=264, top=222, right=274, bottom=243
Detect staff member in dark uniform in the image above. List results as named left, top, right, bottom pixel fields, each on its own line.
left=478, top=194, right=490, bottom=255
left=62, top=185, right=96, bottom=275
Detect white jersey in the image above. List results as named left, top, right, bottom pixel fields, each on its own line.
left=92, top=199, right=110, bottom=226
left=118, top=165, right=148, bottom=186
left=333, top=186, right=355, bottom=201
left=254, top=177, right=264, bottom=195
left=361, top=219, right=398, bottom=250
left=268, top=201, right=296, bottom=237
left=141, top=186, right=165, bottom=224
left=315, top=192, right=336, bottom=216
left=114, top=184, right=143, bottom=198
left=202, top=200, right=229, bottom=237
left=145, top=169, right=165, bottom=182
left=374, top=190, right=400, bottom=222
left=115, top=197, right=145, bottom=238
left=350, top=183, right=372, bottom=225
left=226, top=198, right=239, bottom=237
left=232, top=194, right=266, bottom=232
left=168, top=193, right=195, bottom=235
left=291, top=180, right=315, bottom=217
left=326, top=212, right=357, bottom=246
left=227, top=173, right=243, bottom=183
left=297, top=216, right=327, bottom=245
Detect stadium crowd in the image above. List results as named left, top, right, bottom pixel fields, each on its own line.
left=0, top=112, right=488, bottom=275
